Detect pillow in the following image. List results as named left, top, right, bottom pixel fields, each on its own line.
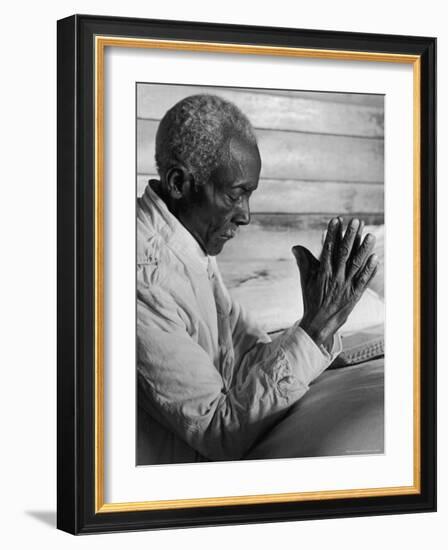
left=246, top=357, right=384, bottom=460
left=364, top=224, right=384, bottom=298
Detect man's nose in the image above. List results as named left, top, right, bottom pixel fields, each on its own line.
left=233, top=197, right=251, bottom=226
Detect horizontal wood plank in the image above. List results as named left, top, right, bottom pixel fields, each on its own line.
left=251, top=180, right=383, bottom=213
left=137, top=84, right=384, bottom=137
left=137, top=120, right=384, bottom=183
left=250, top=212, right=384, bottom=230
left=246, top=89, right=384, bottom=107
left=137, top=175, right=383, bottom=214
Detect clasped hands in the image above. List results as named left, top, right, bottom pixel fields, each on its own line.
left=292, top=217, right=378, bottom=350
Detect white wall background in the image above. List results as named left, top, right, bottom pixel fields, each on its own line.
left=0, top=1, right=444, bottom=548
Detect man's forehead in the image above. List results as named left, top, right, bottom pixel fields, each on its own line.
left=220, top=134, right=261, bottom=175
left=209, top=137, right=260, bottom=193
left=227, top=134, right=259, bottom=159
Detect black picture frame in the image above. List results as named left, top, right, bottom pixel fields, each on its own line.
left=57, top=14, right=436, bottom=534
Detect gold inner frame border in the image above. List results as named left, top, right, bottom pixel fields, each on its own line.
left=94, top=35, right=421, bottom=514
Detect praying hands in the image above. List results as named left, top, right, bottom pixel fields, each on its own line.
left=293, top=217, right=378, bottom=349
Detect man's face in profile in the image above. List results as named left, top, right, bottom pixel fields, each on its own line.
left=186, top=135, right=261, bottom=256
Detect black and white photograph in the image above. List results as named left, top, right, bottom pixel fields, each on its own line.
left=52, top=11, right=436, bottom=537
left=135, top=83, right=385, bottom=466
left=0, top=0, right=441, bottom=542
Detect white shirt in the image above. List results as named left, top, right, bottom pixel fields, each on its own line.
left=137, top=183, right=341, bottom=464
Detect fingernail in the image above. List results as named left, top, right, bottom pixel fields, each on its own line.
left=351, top=218, right=359, bottom=229
left=371, top=253, right=378, bottom=264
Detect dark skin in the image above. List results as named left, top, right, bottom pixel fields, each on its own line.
left=157, top=134, right=378, bottom=349
left=293, top=217, right=378, bottom=349
left=159, top=135, right=261, bottom=256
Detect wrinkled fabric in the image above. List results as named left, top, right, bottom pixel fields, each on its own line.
left=137, top=183, right=342, bottom=464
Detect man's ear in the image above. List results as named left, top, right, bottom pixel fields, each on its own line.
left=165, top=166, right=194, bottom=200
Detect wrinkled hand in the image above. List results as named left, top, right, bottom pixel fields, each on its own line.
left=292, top=217, right=378, bottom=348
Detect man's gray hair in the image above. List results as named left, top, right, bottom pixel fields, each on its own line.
left=155, top=94, right=257, bottom=185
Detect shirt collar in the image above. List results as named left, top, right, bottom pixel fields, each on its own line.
left=140, top=181, right=209, bottom=274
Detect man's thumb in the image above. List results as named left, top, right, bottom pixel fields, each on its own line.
left=291, top=246, right=318, bottom=280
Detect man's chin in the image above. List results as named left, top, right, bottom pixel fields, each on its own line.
left=207, top=237, right=231, bottom=256
left=207, top=244, right=225, bottom=256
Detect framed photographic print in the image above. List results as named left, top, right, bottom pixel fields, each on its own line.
left=57, top=14, right=436, bottom=534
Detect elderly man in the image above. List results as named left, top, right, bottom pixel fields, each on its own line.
left=137, top=94, right=378, bottom=464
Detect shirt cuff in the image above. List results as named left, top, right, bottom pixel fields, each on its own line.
left=318, top=331, right=343, bottom=363
left=280, top=323, right=342, bottom=386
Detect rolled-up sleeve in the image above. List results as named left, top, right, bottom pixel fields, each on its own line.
left=137, top=280, right=341, bottom=461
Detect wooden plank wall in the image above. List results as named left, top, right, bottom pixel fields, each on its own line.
left=136, top=84, right=384, bottom=331
left=136, top=84, right=384, bottom=228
